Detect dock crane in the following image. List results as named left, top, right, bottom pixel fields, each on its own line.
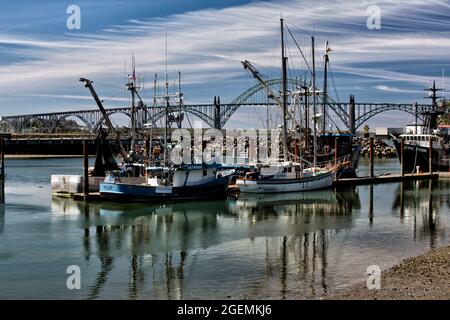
left=79, top=78, right=128, bottom=159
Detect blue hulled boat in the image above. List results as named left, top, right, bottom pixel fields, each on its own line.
left=100, top=163, right=232, bottom=202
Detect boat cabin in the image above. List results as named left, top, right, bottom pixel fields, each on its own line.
left=400, top=134, right=445, bottom=149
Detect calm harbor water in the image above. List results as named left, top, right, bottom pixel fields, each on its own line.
left=0, top=157, right=449, bottom=299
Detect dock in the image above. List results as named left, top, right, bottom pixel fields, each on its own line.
left=333, top=173, right=438, bottom=187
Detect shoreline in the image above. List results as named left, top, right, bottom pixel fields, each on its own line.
left=323, top=245, right=450, bottom=300
left=4, top=155, right=93, bottom=159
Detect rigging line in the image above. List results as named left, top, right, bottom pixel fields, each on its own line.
left=328, top=61, right=341, bottom=103
left=285, top=24, right=312, bottom=73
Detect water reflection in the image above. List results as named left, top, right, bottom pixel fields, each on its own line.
left=393, top=179, right=449, bottom=248
left=46, top=182, right=449, bottom=299
left=0, top=204, right=4, bottom=234
left=50, top=189, right=361, bottom=299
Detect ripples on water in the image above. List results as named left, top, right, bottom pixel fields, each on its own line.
left=0, top=158, right=448, bottom=299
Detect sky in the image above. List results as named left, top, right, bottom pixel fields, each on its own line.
left=0, top=0, right=450, bottom=129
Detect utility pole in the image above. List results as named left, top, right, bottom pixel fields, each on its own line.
left=281, top=18, right=288, bottom=162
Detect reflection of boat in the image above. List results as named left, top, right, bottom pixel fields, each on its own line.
left=233, top=187, right=360, bottom=219
left=390, top=179, right=450, bottom=249
left=99, top=163, right=231, bottom=202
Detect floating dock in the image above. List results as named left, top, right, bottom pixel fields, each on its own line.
left=333, top=173, right=438, bottom=187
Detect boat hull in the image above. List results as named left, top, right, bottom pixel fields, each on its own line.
left=100, top=176, right=231, bottom=202
left=236, top=171, right=334, bottom=194
left=393, top=140, right=450, bottom=173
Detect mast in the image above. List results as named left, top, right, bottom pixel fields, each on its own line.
left=312, top=36, right=317, bottom=167
left=322, top=42, right=329, bottom=133
left=164, top=20, right=169, bottom=166
left=281, top=18, right=288, bottom=162
left=164, top=73, right=169, bottom=166
left=130, top=54, right=136, bottom=152
left=178, top=71, right=183, bottom=129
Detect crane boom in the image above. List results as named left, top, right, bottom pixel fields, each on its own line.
left=79, top=78, right=128, bottom=158
left=241, top=60, right=301, bottom=129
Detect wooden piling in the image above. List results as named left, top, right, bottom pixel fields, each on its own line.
left=369, top=137, right=374, bottom=178
left=429, top=137, right=433, bottom=173
left=400, top=137, right=404, bottom=176
left=83, top=140, right=89, bottom=198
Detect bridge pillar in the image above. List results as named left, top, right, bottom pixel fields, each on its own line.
left=213, top=96, right=221, bottom=129
left=349, top=95, right=356, bottom=134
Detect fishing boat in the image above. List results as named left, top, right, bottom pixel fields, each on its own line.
left=236, top=161, right=334, bottom=193
left=236, top=18, right=336, bottom=194
left=393, top=81, right=450, bottom=172
left=99, top=163, right=231, bottom=201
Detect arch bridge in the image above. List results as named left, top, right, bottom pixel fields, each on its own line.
left=0, top=79, right=434, bottom=133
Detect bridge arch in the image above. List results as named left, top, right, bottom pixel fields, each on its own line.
left=19, top=117, right=52, bottom=132
left=51, top=114, right=92, bottom=132
left=93, top=111, right=132, bottom=132
left=355, top=104, right=424, bottom=129
left=145, top=107, right=215, bottom=128
left=220, top=78, right=301, bottom=127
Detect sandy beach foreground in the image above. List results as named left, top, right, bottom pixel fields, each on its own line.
left=325, top=245, right=450, bottom=300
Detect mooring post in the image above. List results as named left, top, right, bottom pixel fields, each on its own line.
left=0, top=137, right=4, bottom=204
left=400, top=137, right=404, bottom=176
left=369, top=137, right=374, bottom=178
left=334, top=137, right=338, bottom=164
left=429, top=137, right=433, bottom=173
left=83, top=140, right=89, bottom=198
left=369, top=184, right=374, bottom=225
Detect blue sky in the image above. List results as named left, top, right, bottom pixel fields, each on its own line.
left=0, top=0, right=450, bottom=129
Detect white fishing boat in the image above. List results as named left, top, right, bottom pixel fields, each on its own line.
left=236, top=18, right=335, bottom=194
left=236, top=161, right=334, bottom=193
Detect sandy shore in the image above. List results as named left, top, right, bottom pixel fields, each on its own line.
left=324, top=245, right=450, bottom=300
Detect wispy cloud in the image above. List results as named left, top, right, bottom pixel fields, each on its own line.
left=373, top=85, right=424, bottom=94
left=0, top=0, right=449, bottom=128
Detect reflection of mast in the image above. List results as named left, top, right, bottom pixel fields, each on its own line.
left=0, top=204, right=4, bottom=234
left=280, top=236, right=287, bottom=299
left=427, top=180, right=436, bottom=249
left=320, top=230, right=328, bottom=293
left=369, top=184, right=374, bottom=225
left=87, top=226, right=114, bottom=300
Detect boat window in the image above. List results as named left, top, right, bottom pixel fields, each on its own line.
left=203, top=170, right=207, bottom=176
